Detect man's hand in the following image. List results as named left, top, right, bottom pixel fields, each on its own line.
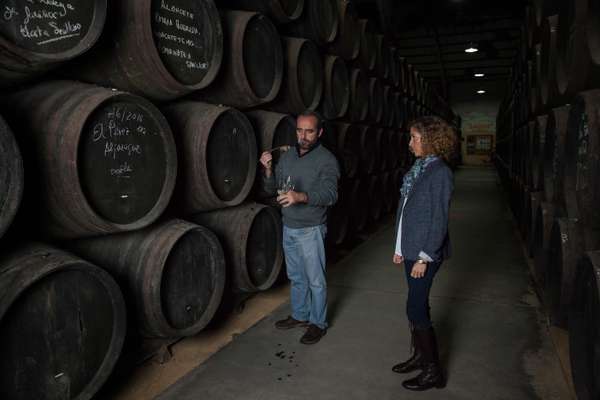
left=393, top=254, right=404, bottom=264
left=411, top=263, right=427, bottom=278
left=277, top=191, right=307, bottom=207
left=259, top=151, right=273, bottom=176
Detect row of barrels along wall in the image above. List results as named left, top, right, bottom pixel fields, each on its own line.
left=494, top=1, right=600, bottom=399
left=0, top=1, right=458, bottom=399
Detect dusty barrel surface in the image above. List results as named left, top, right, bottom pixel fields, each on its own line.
left=0, top=243, right=126, bottom=400
left=190, top=203, right=283, bottom=293
left=319, top=55, right=350, bottom=119
left=382, top=85, right=395, bottom=128
left=162, top=102, right=257, bottom=213
left=194, top=10, right=282, bottom=108
left=328, top=0, right=360, bottom=61
left=1, top=80, right=177, bottom=239
left=555, top=0, right=600, bottom=99
left=375, top=35, right=390, bottom=80
left=532, top=115, right=548, bottom=191
left=70, top=0, right=222, bottom=100
left=569, top=250, right=600, bottom=400
left=564, top=90, right=600, bottom=231
left=368, top=77, right=383, bottom=123
left=246, top=110, right=297, bottom=154
left=0, top=115, right=23, bottom=240
left=0, top=0, right=107, bottom=87
left=532, top=202, right=556, bottom=289
left=542, top=105, right=570, bottom=210
left=266, top=37, right=323, bottom=115
left=546, top=217, right=584, bottom=328
left=348, top=69, right=369, bottom=122
left=284, top=0, right=339, bottom=45
left=525, top=191, right=544, bottom=256
left=333, top=122, right=361, bottom=178
left=69, top=219, right=225, bottom=338
left=357, top=19, right=376, bottom=71
left=224, top=0, right=304, bottom=23
left=540, top=15, right=560, bottom=108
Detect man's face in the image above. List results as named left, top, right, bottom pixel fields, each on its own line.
left=296, top=115, right=322, bottom=151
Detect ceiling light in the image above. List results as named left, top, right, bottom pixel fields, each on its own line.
left=477, top=90, right=486, bottom=94
left=465, top=42, right=478, bottom=53
left=474, top=73, right=485, bottom=77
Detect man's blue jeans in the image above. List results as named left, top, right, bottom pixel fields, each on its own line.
left=283, top=224, right=328, bottom=329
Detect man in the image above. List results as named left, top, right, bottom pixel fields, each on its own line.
left=260, top=110, right=340, bottom=344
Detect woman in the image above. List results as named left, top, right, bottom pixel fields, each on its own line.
left=392, top=116, right=456, bottom=391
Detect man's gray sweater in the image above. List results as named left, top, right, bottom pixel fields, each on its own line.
left=263, top=143, right=340, bottom=228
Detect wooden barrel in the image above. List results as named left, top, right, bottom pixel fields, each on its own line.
left=539, top=15, right=561, bottom=108
left=348, top=69, right=369, bottom=122
left=193, top=11, right=282, bottom=108
left=284, top=0, right=339, bottom=45
left=0, top=243, right=126, bottom=400
left=523, top=120, right=536, bottom=189
left=569, top=250, right=600, bottom=400
left=368, top=77, right=383, bottom=123
left=529, top=54, right=541, bottom=116
left=319, top=55, right=350, bottom=119
left=69, top=219, right=225, bottom=338
left=333, top=122, right=360, bottom=178
left=223, top=0, right=304, bottom=23
left=398, top=57, right=409, bottom=96
left=368, top=175, right=384, bottom=222
left=382, top=85, right=395, bottom=128
left=357, top=19, right=376, bottom=71
left=1, top=80, right=177, bottom=239
left=389, top=47, right=401, bottom=88
left=358, top=125, right=377, bottom=175
left=246, top=110, right=297, bottom=193
left=532, top=202, right=555, bottom=289
left=162, top=102, right=257, bottom=213
left=70, top=0, right=222, bottom=101
left=327, top=178, right=351, bottom=246
left=533, top=0, right=561, bottom=28
left=525, top=191, right=544, bottom=256
left=328, top=0, right=360, bottom=61
left=375, top=35, right=390, bottom=80
left=380, top=172, right=394, bottom=214
left=555, top=0, right=600, bottom=99
left=532, top=115, right=548, bottom=191
left=0, top=115, right=23, bottom=240
left=0, top=0, right=107, bottom=87
left=394, top=93, right=406, bottom=129
left=564, top=90, right=600, bottom=235
left=542, top=105, right=570, bottom=211
left=352, top=178, right=370, bottom=233
left=546, top=217, right=585, bottom=328
left=265, top=37, right=323, bottom=115
left=190, top=203, right=283, bottom=293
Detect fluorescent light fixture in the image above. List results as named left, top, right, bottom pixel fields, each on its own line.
left=465, top=46, right=478, bottom=53
left=477, top=90, right=486, bottom=94
left=474, top=73, right=485, bottom=77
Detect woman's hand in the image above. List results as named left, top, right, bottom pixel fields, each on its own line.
left=411, top=263, right=427, bottom=278
left=393, top=254, right=404, bottom=264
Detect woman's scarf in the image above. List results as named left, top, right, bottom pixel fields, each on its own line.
left=400, top=155, right=438, bottom=198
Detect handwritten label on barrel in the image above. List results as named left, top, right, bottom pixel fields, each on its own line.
left=151, top=0, right=216, bottom=85
left=80, top=101, right=167, bottom=224
left=1, top=0, right=95, bottom=53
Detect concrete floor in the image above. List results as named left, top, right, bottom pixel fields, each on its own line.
left=154, top=167, right=572, bottom=400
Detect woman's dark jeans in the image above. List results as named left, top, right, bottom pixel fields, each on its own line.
left=404, top=260, right=441, bottom=329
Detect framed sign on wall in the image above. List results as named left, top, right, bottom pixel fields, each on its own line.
left=466, top=134, right=494, bottom=155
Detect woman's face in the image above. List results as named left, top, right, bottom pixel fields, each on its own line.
left=409, top=127, right=425, bottom=157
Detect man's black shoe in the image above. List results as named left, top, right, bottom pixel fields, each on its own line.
left=275, top=316, right=309, bottom=330
left=300, top=324, right=327, bottom=344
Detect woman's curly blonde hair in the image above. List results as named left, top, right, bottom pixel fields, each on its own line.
left=409, top=116, right=458, bottom=162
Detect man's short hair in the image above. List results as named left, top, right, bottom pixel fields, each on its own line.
left=298, top=110, right=324, bottom=132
